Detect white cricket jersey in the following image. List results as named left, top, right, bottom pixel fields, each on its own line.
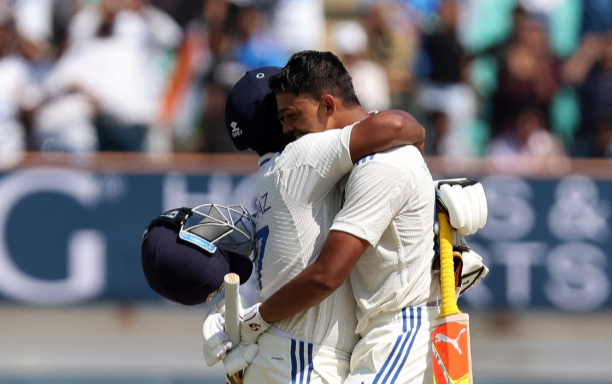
left=254, top=125, right=360, bottom=354
left=330, top=145, right=436, bottom=335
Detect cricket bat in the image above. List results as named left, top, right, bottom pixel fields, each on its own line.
left=431, top=213, right=473, bottom=384
left=224, top=273, right=244, bottom=384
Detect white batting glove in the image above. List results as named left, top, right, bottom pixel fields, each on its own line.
left=202, top=299, right=231, bottom=366
left=432, top=229, right=489, bottom=297
left=452, top=230, right=489, bottom=295
left=240, top=303, right=270, bottom=345
left=459, top=249, right=489, bottom=296
left=223, top=342, right=259, bottom=375
left=434, top=178, right=488, bottom=236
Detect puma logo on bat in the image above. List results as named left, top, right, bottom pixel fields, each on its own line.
left=435, top=328, right=466, bottom=354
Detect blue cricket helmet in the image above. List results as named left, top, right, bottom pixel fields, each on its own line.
left=141, top=205, right=255, bottom=306
left=225, top=66, right=283, bottom=151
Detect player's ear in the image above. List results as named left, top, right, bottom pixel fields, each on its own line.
left=322, top=94, right=336, bottom=116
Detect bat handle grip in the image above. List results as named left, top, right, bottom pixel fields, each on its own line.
left=437, top=212, right=460, bottom=318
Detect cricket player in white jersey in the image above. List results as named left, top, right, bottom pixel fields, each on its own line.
left=236, top=51, right=489, bottom=384
left=202, top=64, right=427, bottom=384
left=328, top=147, right=438, bottom=384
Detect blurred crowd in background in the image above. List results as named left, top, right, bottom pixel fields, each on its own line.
left=0, top=0, right=611, bottom=164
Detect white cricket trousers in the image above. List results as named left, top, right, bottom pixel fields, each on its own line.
left=243, top=332, right=351, bottom=384
left=345, top=306, right=439, bottom=384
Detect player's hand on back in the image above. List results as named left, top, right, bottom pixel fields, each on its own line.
left=435, top=178, right=488, bottom=236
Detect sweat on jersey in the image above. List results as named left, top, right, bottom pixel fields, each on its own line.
left=254, top=124, right=360, bottom=354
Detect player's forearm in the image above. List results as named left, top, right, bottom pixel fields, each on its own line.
left=259, top=231, right=367, bottom=323
left=350, top=110, right=425, bottom=163
left=259, top=264, right=341, bottom=323
left=374, top=110, right=425, bottom=147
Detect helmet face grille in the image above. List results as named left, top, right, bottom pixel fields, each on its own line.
left=185, top=204, right=256, bottom=258
left=189, top=205, right=232, bottom=243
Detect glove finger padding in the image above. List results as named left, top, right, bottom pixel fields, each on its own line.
left=202, top=313, right=231, bottom=356
left=465, top=186, right=480, bottom=235
left=459, top=249, right=489, bottom=295
left=202, top=299, right=231, bottom=366
left=203, top=342, right=228, bottom=367
left=432, top=228, right=489, bottom=296
left=474, top=182, right=488, bottom=228
left=438, top=183, right=466, bottom=231
left=435, top=178, right=488, bottom=236
left=223, top=343, right=259, bottom=375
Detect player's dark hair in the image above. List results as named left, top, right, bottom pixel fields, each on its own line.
left=268, top=50, right=361, bottom=108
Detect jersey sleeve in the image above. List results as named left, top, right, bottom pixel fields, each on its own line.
left=330, top=153, right=411, bottom=246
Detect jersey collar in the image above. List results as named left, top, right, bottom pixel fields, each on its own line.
left=258, top=152, right=279, bottom=168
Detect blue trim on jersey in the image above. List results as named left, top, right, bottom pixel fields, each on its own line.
left=307, top=343, right=314, bottom=383
left=356, top=154, right=375, bottom=165
left=373, top=307, right=423, bottom=384
left=299, top=341, right=305, bottom=384
left=255, top=226, right=269, bottom=290
left=259, top=151, right=282, bottom=168
left=291, top=339, right=298, bottom=384
left=379, top=308, right=414, bottom=384
left=373, top=331, right=404, bottom=383
left=391, top=307, right=422, bottom=383
left=290, top=340, right=313, bottom=384
left=260, top=158, right=271, bottom=168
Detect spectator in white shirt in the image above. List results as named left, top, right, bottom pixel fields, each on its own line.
left=331, top=20, right=391, bottom=113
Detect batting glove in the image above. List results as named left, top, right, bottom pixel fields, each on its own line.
left=223, top=342, right=259, bottom=375
left=432, top=229, right=490, bottom=296
left=434, top=178, right=488, bottom=236
left=202, top=299, right=231, bottom=366
left=240, top=303, right=271, bottom=345
left=459, top=249, right=489, bottom=296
